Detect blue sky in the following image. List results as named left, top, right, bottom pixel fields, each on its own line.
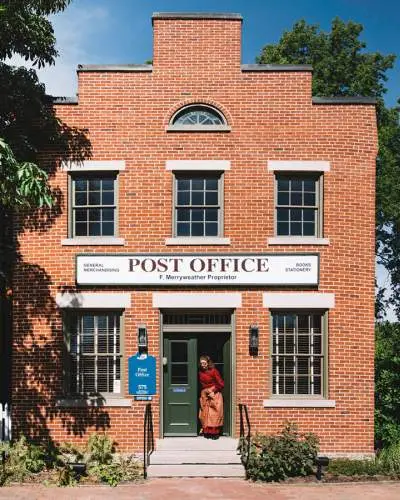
left=22, top=0, right=399, bottom=106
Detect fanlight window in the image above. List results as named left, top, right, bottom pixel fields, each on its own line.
left=172, top=105, right=226, bottom=126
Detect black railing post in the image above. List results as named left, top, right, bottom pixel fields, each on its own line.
left=238, top=403, right=251, bottom=469
left=143, top=403, right=154, bottom=480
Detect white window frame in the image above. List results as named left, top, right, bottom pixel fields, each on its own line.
left=167, top=104, right=231, bottom=132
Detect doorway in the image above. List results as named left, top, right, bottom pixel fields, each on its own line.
left=162, top=310, right=233, bottom=437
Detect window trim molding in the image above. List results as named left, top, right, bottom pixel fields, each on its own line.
left=166, top=160, right=231, bottom=171
left=263, top=399, right=336, bottom=408
left=268, top=161, right=330, bottom=172
left=56, top=397, right=132, bottom=408
left=56, top=292, right=131, bottom=309
left=263, top=293, right=335, bottom=309
left=267, top=236, right=329, bottom=245
left=165, top=237, right=230, bottom=245
left=61, top=237, right=125, bottom=246
left=152, top=293, right=242, bottom=309
left=62, top=160, right=126, bottom=171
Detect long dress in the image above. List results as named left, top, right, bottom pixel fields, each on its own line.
left=198, top=367, right=224, bottom=436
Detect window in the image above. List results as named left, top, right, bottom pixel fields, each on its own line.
left=275, top=175, right=322, bottom=237
left=64, top=311, right=122, bottom=395
left=71, top=174, right=117, bottom=237
left=271, top=312, right=325, bottom=396
left=172, top=105, right=225, bottom=126
left=167, top=104, right=230, bottom=131
left=174, top=174, right=222, bottom=237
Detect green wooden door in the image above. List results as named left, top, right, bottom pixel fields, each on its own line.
left=163, top=335, right=198, bottom=436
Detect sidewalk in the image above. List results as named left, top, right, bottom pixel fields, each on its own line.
left=1, top=478, right=400, bottom=500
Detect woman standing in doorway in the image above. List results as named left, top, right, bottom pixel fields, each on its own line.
left=198, top=355, right=224, bottom=439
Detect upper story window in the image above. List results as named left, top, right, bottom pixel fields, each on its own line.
left=71, top=174, right=117, bottom=237
left=174, top=173, right=222, bottom=237
left=275, top=174, right=322, bottom=237
left=168, top=105, right=230, bottom=132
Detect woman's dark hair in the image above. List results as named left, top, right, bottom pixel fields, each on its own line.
left=199, top=355, right=214, bottom=369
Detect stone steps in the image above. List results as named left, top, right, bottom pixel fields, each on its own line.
left=147, top=437, right=245, bottom=478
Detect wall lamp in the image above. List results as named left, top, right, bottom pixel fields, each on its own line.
left=249, top=324, right=259, bottom=356
left=138, top=324, right=148, bottom=353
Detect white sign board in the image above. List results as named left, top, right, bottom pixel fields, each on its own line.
left=76, top=254, right=319, bottom=286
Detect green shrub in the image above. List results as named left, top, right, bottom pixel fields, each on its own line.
left=87, top=433, right=114, bottom=465
left=327, top=458, right=381, bottom=476
left=0, top=436, right=47, bottom=482
left=377, top=441, right=400, bottom=473
left=244, top=422, right=319, bottom=482
left=88, top=455, right=142, bottom=486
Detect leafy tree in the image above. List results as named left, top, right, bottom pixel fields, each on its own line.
left=258, top=18, right=400, bottom=319
left=375, top=322, right=400, bottom=445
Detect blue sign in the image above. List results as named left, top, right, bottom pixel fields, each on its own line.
left=128, top=353, right=156, bottom=396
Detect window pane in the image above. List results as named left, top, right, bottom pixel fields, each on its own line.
left=303, top=193, right=316, bottom=206
left=277, top=179, right=289, bottom=190
left=291, top=209, right=302, bottom=222
left=171, top=364, right=188, bottom=384
left=206, top=179, right=218, bottom=190
left=171, top=342, right=188, bottom=362
left=291, top=192, right=302, bottom=206
left=304, top=179, right=316, bottom=191
left=89, top=179, right=101, bottom=190
left=89, top=209, right=101, bottom=222
left=303, top=209, right=315, bottom=222
left=75, top=179, right=87, bottom=191
left=192, top=223, right=204, bottom=236
left=192, top=209, right=204, bottom=222
left=102, top=191, right=114, bottom=205
left=277, top=192, right=289, bottom=205
left=177, top=223, right=190, bottom=236
left=290, top=222, right=302, bottom=236
left=177, top=191, right=190, bottom=205
left=89, top=222, right=101, bottom=236
left=102, top=179, right=114, bottom=190
left=75, top=209, right=87, bottom=222
left=89, top=192, right=101, bottom=205
left=75, top=192, right=87, bottom=206
left=192, top=192, right=204, bottom=205
left=177, top=179, right=190, bottom=190
left=75, top=223, right=87, bottom=236
left=205, top=192, right=218, bottom=205
left=291, top=179, right=302, bottom=191
left=192, top=179, right=204, bottom=190
left=102, top=208, right=114, bottom=222
left=205, top=223, right=218, bottom=236
left=102, top=222, right=114, bottom=236
left=277, top=208, right=289, bottom=221
left=277, top=222, right=289, bottom=235
left=303, top=223, right=315, bottom=236
left=177, top=209, right=190, bottom=221
left=205, top=209, right=218, bottom=222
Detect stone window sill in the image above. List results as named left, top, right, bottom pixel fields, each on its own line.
left=263, top=399, right=336, bottom=408
left=267, top=237, right=330, bottom=246
left=165, top=237, right=231, bottom=246
left=61, top=237, right=126, bottom=246
left=56, top=397, right=131, bottom=408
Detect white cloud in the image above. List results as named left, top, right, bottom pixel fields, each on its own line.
left=8, top=4, right=109, bottom=96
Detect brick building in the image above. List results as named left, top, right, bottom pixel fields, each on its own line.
left=11, top=12, right=377, bottom=457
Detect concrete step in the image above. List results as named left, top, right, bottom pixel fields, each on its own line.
left=156, top=437, right=239, bottom=452
left=147, top=464, right=245, bottom=478
left=150, top=450, right=242, bottom=465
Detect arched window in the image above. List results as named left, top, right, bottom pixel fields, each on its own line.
left=168, top=104, right=230, bottom=131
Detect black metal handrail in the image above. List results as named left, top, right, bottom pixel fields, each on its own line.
left=238, top=403, right=251, bottom=468
left=143, top=403, right=154, bottom=479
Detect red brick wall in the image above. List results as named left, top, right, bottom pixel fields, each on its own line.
left=12, top=16, right=377, bottom=454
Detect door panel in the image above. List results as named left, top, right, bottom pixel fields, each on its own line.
left=163, top=336, right=198, bottom=435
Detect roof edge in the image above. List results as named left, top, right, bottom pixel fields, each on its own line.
left=77, top=64, right=153, bottom=73
left=312, top=96, right=377, bottom=105
left=51, top=96, right=78, bottom=105
left=152, top=12, right=243, bottom=23
left=242, top=64, right=312, bottom=72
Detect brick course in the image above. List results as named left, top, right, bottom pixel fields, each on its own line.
left=12, top=14, right=377, bottom=454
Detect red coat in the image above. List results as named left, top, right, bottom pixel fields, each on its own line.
left=199, top=367, right=224, bottom=392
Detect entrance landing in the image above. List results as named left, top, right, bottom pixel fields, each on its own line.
left=148, top=437, right=245, bottom=477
